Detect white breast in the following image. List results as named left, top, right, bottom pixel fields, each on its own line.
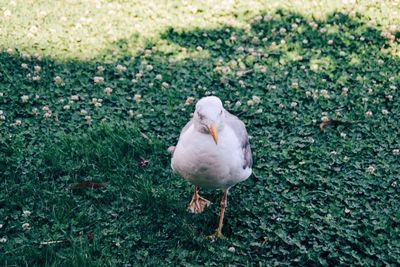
left=171, top=125, right=252, bottom=189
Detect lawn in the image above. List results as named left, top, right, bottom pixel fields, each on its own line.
left=1, top=0, right=400, bottom=265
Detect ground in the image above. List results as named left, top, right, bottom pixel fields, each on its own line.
left=0, top=0, right=399, bottom=266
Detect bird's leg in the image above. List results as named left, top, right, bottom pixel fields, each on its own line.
left=188, top=186, right=211, bottom=214
left=215, top=189, right=229, bottom=237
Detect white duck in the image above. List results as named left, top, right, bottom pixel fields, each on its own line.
left=171, top=96, right=252, bottom=237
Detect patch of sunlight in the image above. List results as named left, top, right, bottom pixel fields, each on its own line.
left=0, top=0, right=398, bottom=61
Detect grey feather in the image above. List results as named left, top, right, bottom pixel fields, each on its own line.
left=225, top=111, right=253, bottom=169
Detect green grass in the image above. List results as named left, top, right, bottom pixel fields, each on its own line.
left=1, top=0, right=400, bottom=266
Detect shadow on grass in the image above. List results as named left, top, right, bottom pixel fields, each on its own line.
left=1, top=9, right=399, bottom=266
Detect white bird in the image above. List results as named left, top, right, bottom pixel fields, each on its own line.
left=171, top=96, right=252, bottom=237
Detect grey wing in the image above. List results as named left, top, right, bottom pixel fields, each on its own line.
left=225, top=111, right=253, bottom=169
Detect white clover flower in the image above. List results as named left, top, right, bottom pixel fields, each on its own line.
left=319, top=89, right=328, bottom=97
left=366, top=165, right=375, bottom=174
left=104, top=87, right=112, bottom=96
left=328, top=39, right=334, bottom=45
left=131, top=79, right=137, bottom=84
left=134, top=94, right=141, bottom=102
left=196, top=46, right=203, bottom=51
left=97, top=66, right=105, bottom=73
left=228, top=247, right=235, bottom=253
left=344, top=208, right=351, bottom=214
left=32, top=76, right=40, bottom=81
left=185, top=97, right=195, bottom=105
left=94, top=76, right=104, bottom=84
left=306, top=91, right=312, bottom=97
left=63, top=105, right=71, bottom=110
left=70, top=95, right=80, bottom=101
left=6, top=48, right=13, bottom=54
left=365, top=111, right=373, bottom=117
left=279, top=103, right=285, bottom=109
left=135, top=72, right=143, bottom=79
left=252, top=95, right=261, bottom=104
left=22, top=210, right=31, bottom=217
left=393, top=149, right=400, bottom=156
left=42, top=106, right=49, bottom=111
left=43, top=112, right=52, bottom=120
left=340, top=132, right=347, bottom=138
left=321, top=116, right=329, bottom=122
left=377, top=59, right=384, bottom=65
left=0, top=92, right=3, bottom=97
left=247, top=100, right=254, bottom=106
left=4, top=9, right=11, bottom=17
left=155, top=74, right=162, bottom=81
left=0, top=237, right=6, bottom=243
left=146, top=65, right=153, bottom=71
left=235, top=101, right=241, bottom=107
left=381, top=109, right=389, bottom=115
left=21, top=95, right=29, bottom=103
left=127, top=110, right=134, bottom=117
left=291, top=23, right=298, bottom=30
left=22, top=223, right=30, bottom=231
left=21, top=63, right=28, bottom=69
left=342, top=87, right=349, bottom=96
left=85, top=115, right=92, bottom=124
left=94, top=102, right=102, bottom=108
left=255, top=108, right=263, bottom=114
left=279, top=27, right=287, bottom=34
left=162, top=82, right=170, bottom=89
left=290, top=102, right=298, bottom=108
left=14, top=119, right=22, bottom=126
left=302, top=39, right=308, bottom=44
left=392, top=181, right=398, bottom=187
left=32, top=108, right=39, bottom=115
left=34, top=65, right=41, bottom=73
left=291, top=81, right=299, bottom=89
left=116, top=64, right=127, bottom=73
left=80, top=109, right=87, bottom=115
left=54, top=76, right=63, bottom=85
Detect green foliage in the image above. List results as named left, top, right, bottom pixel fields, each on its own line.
left=1, top=1, right=400, bottom=266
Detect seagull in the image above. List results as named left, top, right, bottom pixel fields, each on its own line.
left=170, top=96, right=252, bottom=237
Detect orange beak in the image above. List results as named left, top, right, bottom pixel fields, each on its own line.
left=209, top=123, right=218, bottom=144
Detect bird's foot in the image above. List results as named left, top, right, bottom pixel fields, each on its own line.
left=187, top=195, right=211, bottom=214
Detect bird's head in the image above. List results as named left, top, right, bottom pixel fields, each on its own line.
left=193, top=96, right=225, bottom=144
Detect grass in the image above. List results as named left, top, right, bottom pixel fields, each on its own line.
left=1, top=0, right=400, bottom=266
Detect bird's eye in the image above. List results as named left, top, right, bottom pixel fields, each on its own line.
left=197, top=111, right=204, bottom=120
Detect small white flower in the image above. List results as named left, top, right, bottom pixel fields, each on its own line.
left=4, top=9, right=12, bottom=17
left=366, top=165, right=375, bottom=174
left=32, top=108, right=38, bottom=115
left=251, top=96, right=261, bottom=104
left=377, top=59, right=384, bottom=65
left=255, top=108, right=263, bottom=114
left=135, top=72, right=143, bottom=79
left=321, top=116, right=329, bottom=122
left=104, top=87, right=112, bottom=96
left=340, top=132, right=347, bottom=138
left=146, top=65, right=153, bottom=71
left=306, top=91, right=312, bottom=97
left=0, top=92, right=3, bottom=97
left=345, top=208, right=351, bottom=214
left=228, top=247, right=236, bottom=253
left=386, top=95, right=393, bottom=101
left=291, top=81, right=299, bottom=89
left=116, top=64, right=127, bottom=73
left=34, top=65, right=41, bottom=73
left=328, top=39, right=334, bottom=45
left=279, top=103, right=285, bottom=109
left=162, top=82, right=170, bottom=89
left=326, top=214, right=333, bottom=220
left=6, top=48, right=13, bottom=54
left=42, top=106, right=50, bottom=111
left=115, top=242, right=121, bottom=248
left=319, top=89, right=329, bottom=98
left=85, top=115, right=92, bottom=124
left=393, top=149, right=400, bottom=156
left=196, top=46, right=203, bottom=51
left=302, top=39, right=308, bottom=44
left=279, top=27, right=287, bottom=34
left=32, top=76, right=40, bottom=81
left=134, top=94, right=142, bottom=102
left=14, top=119, right=22, bottom=126
left=80, top=109, right=87, bottom=115
left=43, top=112, right=52, bottom=120
left=22, top=210, right=31, bottom=217
left=136, top=113, right=143, bottom=119
left=185, top=97, right=195, bottom=105
left=247, top=100, right=254, bottom=106
left=235, top=101, right=241, bottom=107
left=70, top=95, right=80, bottom=101
left=342, top=87, right=348, bottom=96
left=365, top=111, right=373, bottom=117
left=155, top=74, right=162, bottom=81
left=392, top=181, right=398, bottom=187
left=94, top=76, right=104, bottom=84
left=127, top=110, right=134, bottom=117
left=21, top=63, right=28, bottom=69
left=22, top=223, right=30, bottom=231
left=21, top=95, right=29, bottom=103
left=381, top=109, right=389, bottom=115
left=54, top=76, right=63, bottom=85
left=63, top=105, right=71, bottom=110
left=290, top=102, right=298, bottom=108
left=97, top=66, right=105, bottom=73
left=0, top=237, right=6, bottom=243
